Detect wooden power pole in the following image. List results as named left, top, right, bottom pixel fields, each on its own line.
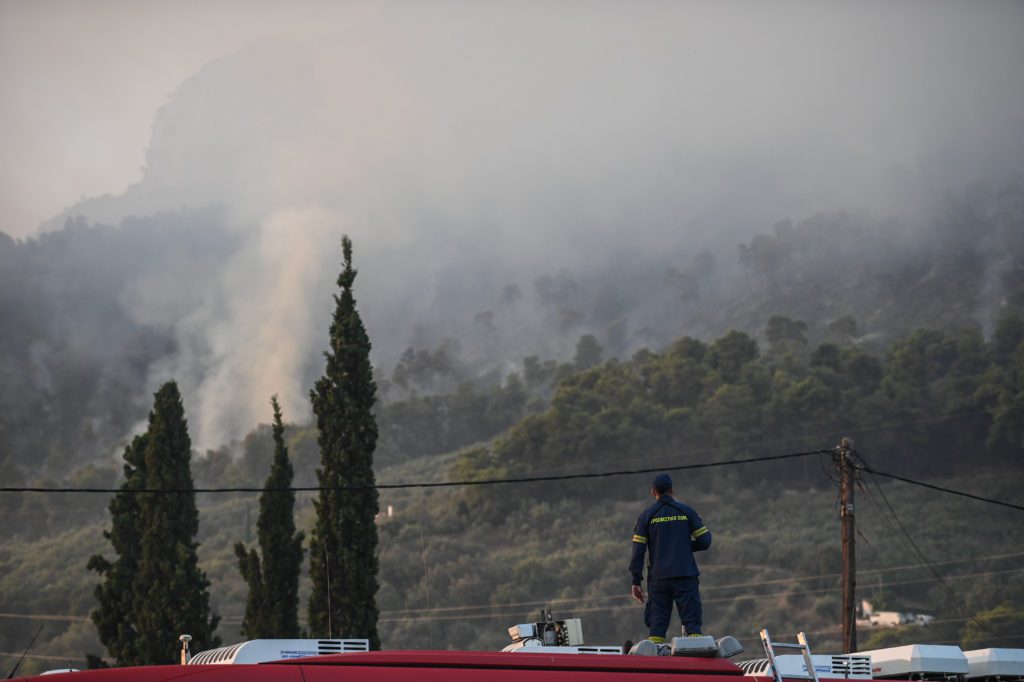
left=838, top=437, right=857, bottom=653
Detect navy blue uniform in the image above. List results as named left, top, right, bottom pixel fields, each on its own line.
left=630, top=495, right=711, bottom=639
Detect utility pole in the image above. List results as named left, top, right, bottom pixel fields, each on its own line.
left=837, top=437, right=857, bottom=653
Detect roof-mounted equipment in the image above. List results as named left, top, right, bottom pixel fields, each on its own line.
left=861, top=644, right=969, bottom=681
left=187, top=639, right=369, bottom=665
left=965, top=648, right=1024, bottom=681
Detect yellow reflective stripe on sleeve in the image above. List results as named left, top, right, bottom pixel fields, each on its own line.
left=649, top=515, right=687, bottom=524
left=690, top=526, right=709, bottom=540
left=632, top=534, right=647, bottom=544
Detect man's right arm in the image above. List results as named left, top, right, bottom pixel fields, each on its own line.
left=689, top=508, right=712, bottom=552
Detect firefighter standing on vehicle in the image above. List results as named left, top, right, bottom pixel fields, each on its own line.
left=629, top=473, right=712, bottom=643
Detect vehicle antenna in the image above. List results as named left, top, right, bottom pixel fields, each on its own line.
left=6, top=623, right=44, bottom=679
left=323, top=541, right=333, bottom=639
left=416, top=518, right=434, bottom=649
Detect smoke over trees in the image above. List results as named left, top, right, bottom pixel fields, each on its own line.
left=1, top=181, right=1021, bottom=491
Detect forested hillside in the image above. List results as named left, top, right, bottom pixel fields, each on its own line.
left=1, top=309, right=1022, bottom=674
left=2, top=182, right=1023, bottom=674
left=1, top=182, right=1022, bottom=485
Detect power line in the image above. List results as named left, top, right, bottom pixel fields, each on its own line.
left=855, top=459, right=999, bottom=638
left=6, top=566, right=1021, bottom=629
left=0, top=651, right=88, bottom=664
left=0, top=449, right=831, bottom=495
left=792, top=609, right=1024, bottom=639
left=9, top=557, right=1024, bottom=622
left=392, top=568, right=1024, bottom=620
left=861, top=466, right=1024, bottom=512
left=6, top=447, right=1020, bottom=512
left=856, top=550, right=1024, bottom=575
left=0, top=613, right=88, bottom=623
left=373, top=553, right=1024, bottom=618
left=12, top=561, right=1019, bottom=626
left=375, top=568, right=1024, bottom=624
left=928, top=635, right=1024, bottom=645
left=5, top=440, right=1019, bottom=644
left=3, top=438, right=1020, bottom=512
left=0, top=409, right=991, bottom=502
left=11, top=613, right=1024, bottom=663
left=6, top=550, right=1022, bottom=625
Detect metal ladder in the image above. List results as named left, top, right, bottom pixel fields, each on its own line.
left=759, top=630, right=819, bottom=682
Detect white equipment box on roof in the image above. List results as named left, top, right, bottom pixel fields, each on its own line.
left=505, top=640, right=623, bottom=655
left=964, top=649, right=1024, bottom=680
left=738, top=654, right=873, bottom=679
left=188, top=639, right=369, bottom=664
left=862, top=645, right=969, bottom=680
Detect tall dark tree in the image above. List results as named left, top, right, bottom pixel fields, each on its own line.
left=87, top=433, right=148, bottom=665
left=234, top=395, right=305, bottom=638
left=133, top=381, right=219, bottom=664
left=88, top=381, right=219, bottom=665
left=308, top=236, right=381, bottom=648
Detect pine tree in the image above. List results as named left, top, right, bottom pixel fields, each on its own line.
left=87, top=433, right=148, bottom=665
left=308, top=236, right=381, bottom=647
left=132, top=381, right=220, bottom=664
left=234, top=395, right=305, bottom=638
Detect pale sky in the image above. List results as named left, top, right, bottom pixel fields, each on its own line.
left=0, top=0, right=369, bottom=236
left=2, top=1, right=1023, bottom=239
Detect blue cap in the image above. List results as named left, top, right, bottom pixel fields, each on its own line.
left=653, top=473, right=672, bottom=490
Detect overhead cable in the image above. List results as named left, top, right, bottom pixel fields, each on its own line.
left=370, top=566, right=1024, bottom=621
left=0, top=449, right=831, bottom=495
left=854, top=455, right=1000, bottom=638
left=860, top=466, right=1024, bottom=512
left=796, top=609, right=1024, bottom=640
left=7, top=563, right=1023, bottom=626
left=378, top=552, right=1024, bottom=617
left=375, top=568, right=1024, bottom=624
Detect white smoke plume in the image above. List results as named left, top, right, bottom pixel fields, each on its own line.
left=5, top=2, right=1024, bottom=451
left=158, top=208, right=339, bottom=448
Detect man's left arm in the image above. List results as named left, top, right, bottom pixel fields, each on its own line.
left=690, top=508, right=712, bottom=552
left=630, top=517, right=648, bottom=603
left=629, top=516, right=648, bottom=584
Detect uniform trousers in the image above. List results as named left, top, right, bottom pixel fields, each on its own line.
left=644, top=575, right=702, bottom=638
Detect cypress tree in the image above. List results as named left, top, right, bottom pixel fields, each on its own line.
left=132, top=381, right=219, bottom=664
left=88, top=381, right=219, bottom=665
left=234, top=395, right=305, bottom=638
left=308, top=236, right=381, bottom=647
left=234, top=544, right=265, bottom=638
left=88, top=433, right=148, bottom=665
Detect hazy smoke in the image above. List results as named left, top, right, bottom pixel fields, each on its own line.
left=16, top=2, right=1024, bottom=450
left=131, top=208, right=339, bottom=447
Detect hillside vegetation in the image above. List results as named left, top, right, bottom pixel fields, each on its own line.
left=2, top=464, right=1021, bottom=675
left=2, top=183, right=1023, bottom=674
left=2, top=182, right=1022, bottom=482
left=2, top=310, right=1022, bottom=674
